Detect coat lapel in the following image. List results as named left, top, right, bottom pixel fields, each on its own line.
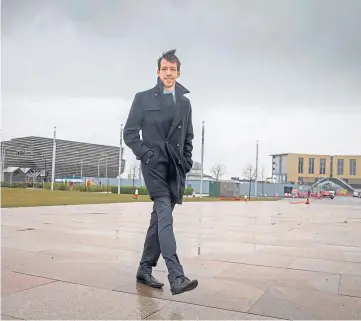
left=167, top=96, right=186, bottom=138
left=166, top=80, right=190, bottom=139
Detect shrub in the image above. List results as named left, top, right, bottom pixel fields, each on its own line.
left=110, top=186, right=148, bottom=195
left=33, top=183, right=43, bottom=189
left=110, top=186, right=193, bottom=196
left=1, top=181, right=193, bottom=196
left=184, top=187, right=193, bottom=195
left=1, top=181, right=29, bottom=188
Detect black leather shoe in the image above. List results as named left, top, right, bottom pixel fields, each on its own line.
left=136, top=272, right=164, bottom=288
left=170, top=276, right=198, bottom=295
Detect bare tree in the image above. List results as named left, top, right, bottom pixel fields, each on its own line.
left=128, top=163, right=138, bottom=186
left=244, top=164, right=256, bottom=181
left=244, top=164, right=256, bottom=199
left=211, top=163, right=225, bottom=181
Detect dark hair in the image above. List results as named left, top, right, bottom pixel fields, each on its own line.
left=157, top=49, right=181, bottom=71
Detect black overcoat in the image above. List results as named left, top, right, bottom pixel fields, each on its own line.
left=123, top=78, right=194, bottom=204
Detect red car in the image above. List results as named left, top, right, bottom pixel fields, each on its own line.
left=320, top=191, right=335, bottom=199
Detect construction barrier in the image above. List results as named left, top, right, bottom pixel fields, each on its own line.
left=219, top=196, right=241, bottom=201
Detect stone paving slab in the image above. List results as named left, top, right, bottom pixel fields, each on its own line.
left=248, top=285, right=361, bottom=320
left=1, top=315, right=23, bottom=320
left=2, top=197, right=361, bottom=319
left=145, top=301, right=277, bottom=320
left=215, top=263, right=340, bottom=295
left=339, top=275, right=361, bottom=298
left=254, top=244, right=361, bottom=262
left=1, top=270, right=55, bottom=296
left=1, top=281, right=169, bottom=320
left=288, top=257, right=361, bottom=276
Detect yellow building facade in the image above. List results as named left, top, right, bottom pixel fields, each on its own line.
left=270, top=153, right=361, bottom=187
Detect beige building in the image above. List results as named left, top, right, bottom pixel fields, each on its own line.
left=270, top=153, right=361, bottom=188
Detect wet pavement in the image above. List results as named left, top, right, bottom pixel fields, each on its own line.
left=1, top=197, right=361, bottom=320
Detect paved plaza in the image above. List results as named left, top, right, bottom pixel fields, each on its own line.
left=1, top=197, right=361, bottom=320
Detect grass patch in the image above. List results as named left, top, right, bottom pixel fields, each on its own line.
left=1, top=188, right=151, bottom=208
left=1, top=188, right=279, bottom=208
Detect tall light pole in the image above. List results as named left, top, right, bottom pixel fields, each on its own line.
left=118, top=124, right=123, bottom=194
left=200, top=121, right=205, bottom=198
left=255, top=140, right=259, bottom=197
left=51, top=126, right=57, bottom=191
left=105, top=154, right=108, bottom=193
left=105, top=155, right=108, bottom=179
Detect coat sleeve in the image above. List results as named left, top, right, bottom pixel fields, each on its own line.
left=183, top=106, right=194, bottom=173
left=123, top=93, right=151, bottom=160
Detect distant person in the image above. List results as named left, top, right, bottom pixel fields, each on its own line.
left=123, top=49, right=198, bottom=295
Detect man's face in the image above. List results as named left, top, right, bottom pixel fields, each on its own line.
left=157, top=58, right=180, bottom=89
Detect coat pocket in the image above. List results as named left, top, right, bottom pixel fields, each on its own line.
left=145, top=146, right=160, bottom=167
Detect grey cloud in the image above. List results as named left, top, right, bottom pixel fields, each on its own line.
left=2, top=0, right=361, bottom=107
left=2, top=0, right=361, bottom=177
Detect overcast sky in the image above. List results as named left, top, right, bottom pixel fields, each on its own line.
left=1, top=0, right=361, bottom=178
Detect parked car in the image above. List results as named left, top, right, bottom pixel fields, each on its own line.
left=353, top=191, right=361, bottom=198
left=321, top=190, right=335, bottom=199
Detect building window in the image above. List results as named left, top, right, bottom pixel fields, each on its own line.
left=350, top=159, right=356, bottom=176
left=337, top=159, right=344, bottom=175
left=308, top=158, right=315, bottom=174
left=298, top=157, right=304, bottom=174
left=320, top=158, right=326, bottom=175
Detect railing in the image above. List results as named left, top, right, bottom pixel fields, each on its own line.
left=310, top=177, right=355, bottom=193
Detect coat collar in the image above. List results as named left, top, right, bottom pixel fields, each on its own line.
left=152, top=78, right=190, bottom=140
left=154, top=77, right=190, bottom=97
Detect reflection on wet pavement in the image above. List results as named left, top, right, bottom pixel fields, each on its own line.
left=1, top=197, right=361, bottom=319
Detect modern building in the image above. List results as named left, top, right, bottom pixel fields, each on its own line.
left=185, top=161, right=214, bottom=194
left=270, top=153, right=361, bottom=190
left=1, top=136, right=125, bottom=182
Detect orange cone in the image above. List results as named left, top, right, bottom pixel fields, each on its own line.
left=134, top=187, right=139, bottom=200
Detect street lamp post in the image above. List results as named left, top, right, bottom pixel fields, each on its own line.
left=200, top=121, right=205, bottom=198
left=105, top=155, right=108, bottom=193
left=118, top=124, right=123, bottom=194
left=51, top=126, right=57, bottom=191
left=255, top=140, right=259, bottom=197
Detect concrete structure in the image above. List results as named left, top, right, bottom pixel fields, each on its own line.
left=1, top=136, right=126, bottom=182
left=271, top=153, right=361, bottom=189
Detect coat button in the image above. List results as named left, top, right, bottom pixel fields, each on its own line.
left=176, top=144, right=180, bottom=147
left=178, top=125, right=181, bottom=128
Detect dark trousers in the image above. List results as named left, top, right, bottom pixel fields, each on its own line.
left=139, top=196, right=184, bottom=283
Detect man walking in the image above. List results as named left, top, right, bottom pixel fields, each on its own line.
left=123, top=49, right=198, bottom=295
